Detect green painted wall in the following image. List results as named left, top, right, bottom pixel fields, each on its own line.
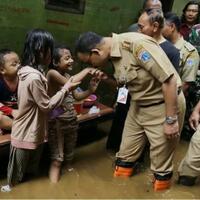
left=0, top=0, right=144, bottom=105
left=0, top=0, right=143, bottom=54
left=0, top=0, right=187, bottom=105
left=172, top=0, right=189, bottom=16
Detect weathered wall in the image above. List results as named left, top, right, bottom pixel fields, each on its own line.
left=0, top=0, right=144, bottom=105
left=0, top=0, right=187, bottom=105
left=0, top=0, right=143, bottom=54
left=172, top=0, right=189, bottom=16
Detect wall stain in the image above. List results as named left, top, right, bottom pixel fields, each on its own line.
left=0, top=5, right=30, bottom=13
left=47, top=19, right=69, bottom=27
left=110, top=6, right=120, bottom=12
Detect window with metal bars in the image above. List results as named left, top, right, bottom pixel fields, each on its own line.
left=45, top=0, right=85, bottom=14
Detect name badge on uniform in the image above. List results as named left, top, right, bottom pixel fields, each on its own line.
left=117, top=86, right=128, bottom=104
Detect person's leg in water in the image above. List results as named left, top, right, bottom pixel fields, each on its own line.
left=1, top=146, right=42, bottom=192
left=48, top=119, right=64, bottom=183
left=49, top=160, right=62, bottom=183
left=63, top=120, right=78, bottom=172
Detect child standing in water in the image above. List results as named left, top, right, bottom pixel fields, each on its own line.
left=47, top=44, right=103, bottom=183
left=1, top=29, right=81, bottom=192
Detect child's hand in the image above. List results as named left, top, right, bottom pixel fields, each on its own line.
left=89, top=68, right=108, bottom=80
left=89, top=77, right=100, bottom=93
left=63, top=76, right=81, bottom=92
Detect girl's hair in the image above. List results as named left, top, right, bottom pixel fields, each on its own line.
left=21, top=28, right=54, bottom=69
left=49, top=44, right=71, bottom=69
left=181, top=0, right=200, bottom=24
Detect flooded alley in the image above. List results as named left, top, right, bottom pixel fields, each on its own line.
left=0, top=121, right=199, bottom=199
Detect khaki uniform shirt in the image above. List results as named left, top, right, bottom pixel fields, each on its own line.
left=175, top=36, right=199, bottom=82
left=111, top=32, right=182, bottom=106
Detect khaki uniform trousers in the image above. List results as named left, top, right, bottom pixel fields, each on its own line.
left=116, top=92, right=185, bottom=176
left=178, top=125, right=200, bottom=177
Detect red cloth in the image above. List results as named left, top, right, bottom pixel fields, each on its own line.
left=0, top=106, right=12, bottom=116
left=180, top=23, right=192, bottom=41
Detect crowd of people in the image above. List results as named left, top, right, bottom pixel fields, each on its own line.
left=0, top=0, right=200, bottom=193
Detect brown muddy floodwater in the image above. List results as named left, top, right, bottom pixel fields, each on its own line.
left=0, top=121, right=199, bottom=199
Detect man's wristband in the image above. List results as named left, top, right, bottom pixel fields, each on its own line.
left=165, top=116, right=178, bottom=124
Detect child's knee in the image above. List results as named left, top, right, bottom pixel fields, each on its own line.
left=51, top=160, right=62, bottom=168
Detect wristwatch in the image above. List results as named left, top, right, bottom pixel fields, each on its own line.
left=165, top=116, right=178, bottom=124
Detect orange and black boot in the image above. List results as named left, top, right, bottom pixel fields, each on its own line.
left=113, top=159, right=134, bottom=177
left=153, top=173, right=172, bottom=191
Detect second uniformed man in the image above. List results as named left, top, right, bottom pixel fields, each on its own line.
left=163, top=12, right=199, bottom=141
left=74, top=31, right=186, bottom=191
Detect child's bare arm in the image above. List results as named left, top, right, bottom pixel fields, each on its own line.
left=72, top=67, right=106, bottom=83
left=72, top=68, right=93, bottom=83
left=47, top=69, right=69, bottom=87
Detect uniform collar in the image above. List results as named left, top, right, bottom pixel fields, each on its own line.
left=110, top=33, right=122, bottom=58
left=174, top=36, right=184, bottom=50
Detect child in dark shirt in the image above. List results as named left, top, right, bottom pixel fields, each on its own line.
left=0, top=49, right=20, bottom=132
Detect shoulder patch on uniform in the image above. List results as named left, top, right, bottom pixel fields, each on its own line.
left=184, top=42, right=195, bottom=52
left=186, top=59, right=194, bottom=67
left=138, top=50, right=151, bottom=62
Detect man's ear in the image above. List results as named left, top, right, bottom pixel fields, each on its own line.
left=153, top=22, right=159, bottom=32
left=171, top=23, right=176, bottom=32
left=91, top=48, right=101, bottom=55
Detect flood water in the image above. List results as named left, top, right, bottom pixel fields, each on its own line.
left=0, top=121, right=199, bottom=199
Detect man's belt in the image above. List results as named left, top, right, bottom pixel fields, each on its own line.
left=139, top=101, right=165, bottom=108
left=139, top=87, right=182, bottom=108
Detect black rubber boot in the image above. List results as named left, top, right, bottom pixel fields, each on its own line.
left=154, top=172, right=173, bottom=181
left=115, top=159, right=135, bottom=168
left=178, top=176, right=197, bottom=186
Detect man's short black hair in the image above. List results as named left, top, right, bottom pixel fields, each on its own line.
left=144, top=8, right=164, bottom=28
left=75, top=32, right=103, bottom=55
left=142, top=0, right=162, bottom=10
left=164, top=12, right=181, bottom=32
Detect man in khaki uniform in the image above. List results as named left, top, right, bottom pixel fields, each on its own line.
left=138, top=8, right=180, bottom=72
left=75, top=31, right=185, bottom=191
left=163, top=12, right=199, bottom=141
left=163, top=12, right=199, bottom=92
left=178, top=100, right=200, bottom=186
